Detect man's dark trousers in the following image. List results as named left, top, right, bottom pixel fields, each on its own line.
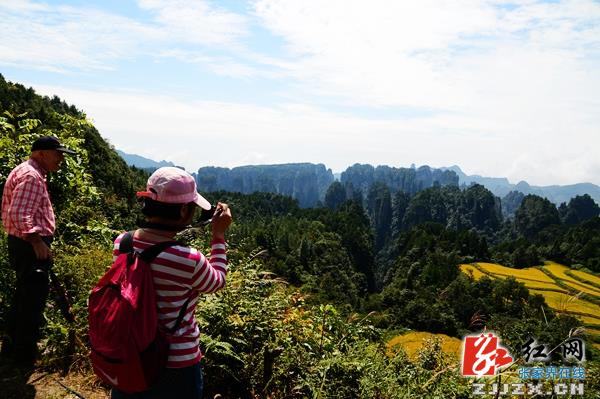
left=4, top=235, right=52, bottom=363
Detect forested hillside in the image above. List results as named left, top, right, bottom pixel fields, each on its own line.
left=1, top=76, right=599, bottom=398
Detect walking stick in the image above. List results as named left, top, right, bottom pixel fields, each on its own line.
left=48, top=268, right=75, bottom=323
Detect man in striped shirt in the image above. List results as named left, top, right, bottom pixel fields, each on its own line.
left=1, top=136, right=75, bottom=366
left=111, top=167, right=232, bottom=399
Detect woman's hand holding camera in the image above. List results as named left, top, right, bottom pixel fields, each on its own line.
left=211, top=202, right=232, bottom=240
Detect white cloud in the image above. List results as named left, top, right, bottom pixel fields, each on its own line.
left=0, top=0, right=249, bottom=72
left=26, top=83, right=600, bottom=186
left=0, top=1, right=154, bottom=71
left=0, top=0, right=49, bottom=13
left=137, top=0, right=248, bottom=46
left=3, top=1, right=600, bottom=186
left=157, top=49, right=263, bottom=79
left=251, top=0, right=600, bottom=184
left=254, top=0, right=600, bottom=107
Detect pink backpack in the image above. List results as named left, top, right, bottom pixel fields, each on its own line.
left=88, top=231, right=190, bottom=393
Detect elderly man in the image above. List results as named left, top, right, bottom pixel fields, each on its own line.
left=1, top=136, right=75, bottom=366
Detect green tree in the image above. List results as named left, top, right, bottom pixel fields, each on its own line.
left=366, top=182, right=392, bottom=250
left=390, top=190, right=410, bottom=236
left=324, top=181, right=346, bottom=210
left=560, top=194, right=600, bottom=225
left=402, top=186, right=451, bottom=229
left=514, top=194, right=560, bottom=238
left=461, top=184, right=502, bottom=230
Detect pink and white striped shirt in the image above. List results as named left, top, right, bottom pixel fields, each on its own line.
left=113, top=232, right=227, bottom=368
left=1, top=158, right=55, bottom=238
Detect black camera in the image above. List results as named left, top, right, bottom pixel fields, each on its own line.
left=199, top=205, right=217, bottom=224
left=198, top=204, right=225, bottom=225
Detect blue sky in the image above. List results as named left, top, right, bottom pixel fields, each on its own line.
left=1, top=0, right=599, bottom=185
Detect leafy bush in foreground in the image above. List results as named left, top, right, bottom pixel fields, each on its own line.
left=195, top=245, right=474, bottom=398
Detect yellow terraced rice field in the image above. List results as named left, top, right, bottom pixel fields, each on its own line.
left=569, top=269, right=600, bottom=287
left=486, top=274, right=567, bottom=292
left=543, top=262, right=600, bottom=297
left=575, top=315, right=600, bottom=325
left=459, top=264, right=487, bottom=279
left=516, top=281, right=566, bottom=291
left=460, top=262, right=600, bottom=332
left=475, top=262, right=555, bottom=283
left=387, top=331, right=462, bottom=360
left=530, top=290, right=600, bottom=316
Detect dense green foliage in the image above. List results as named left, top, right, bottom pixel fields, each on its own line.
left=196, top=253, right=474, bottom=398
left=1, top=76, right=599, bottom=398
left=559, top=194, right=600, bottom=226
left=198, top=191, right=375, bottom=306
left=324, top=181, right=346, bottom=210
left=514, top=195, right=561, bottom=239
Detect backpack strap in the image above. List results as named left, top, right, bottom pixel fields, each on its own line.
left=119, top=230, right=182, bottom=262
left=131, top=234, right=191, bottom=335
left=138, top=240, right=182, bottom=263
left=118, top=230, right=135, bottom=254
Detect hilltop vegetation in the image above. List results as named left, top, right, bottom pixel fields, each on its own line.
left=1, top=75, right=599, bottom=398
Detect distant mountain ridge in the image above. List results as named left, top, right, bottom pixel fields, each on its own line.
left=341, top=164, right=458, bottom=196
left=442, top=165, right=600, bottom=205
left=116, top=150, right=175, bottom=170
left=116, top=150, right=600, bottom=206
left=196, top=163, right=334, bottom=208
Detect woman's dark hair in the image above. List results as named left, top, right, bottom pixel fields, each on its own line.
left=141, top=198, right=191, bottom=221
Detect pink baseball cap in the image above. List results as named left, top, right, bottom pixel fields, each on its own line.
left=136, top=167, right=211, bottom=210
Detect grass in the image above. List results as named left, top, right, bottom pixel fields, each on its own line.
left=387, top=331, right=462, bottom=360
left=542, top=262, right=600, bottom=298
